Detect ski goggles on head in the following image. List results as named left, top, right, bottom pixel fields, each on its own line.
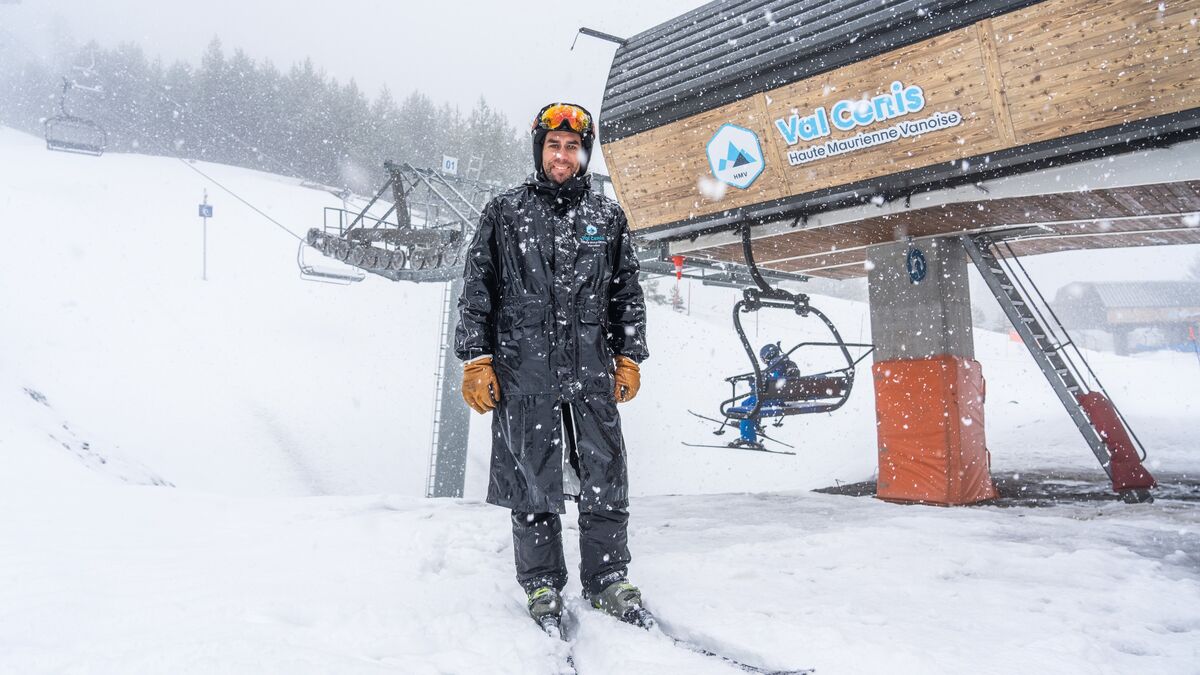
left=534, top=103, right=593, bottom=136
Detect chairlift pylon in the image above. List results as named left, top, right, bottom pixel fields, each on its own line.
left=690, top=225, right=874, bottom=453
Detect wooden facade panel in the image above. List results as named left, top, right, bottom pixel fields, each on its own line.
left=976, top=19, right=1018, bottom=147
left=990, top=0, right=1195, bottom=71
left=678, top=182, right=1200, bottom=279
left=760, top=27, right=1003, bottom=198
left=601, top=97, right=791, bottom=231
left=607, top=0, right=1200, bottom=235
left=992, top=0, right=1200, bottom=144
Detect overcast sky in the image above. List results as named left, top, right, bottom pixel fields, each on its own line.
left=2, top=0, right=708, bottom=171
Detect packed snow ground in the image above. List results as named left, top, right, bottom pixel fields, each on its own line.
left=1, top=126, right=1199, bottom=673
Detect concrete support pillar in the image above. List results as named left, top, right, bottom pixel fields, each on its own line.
left=866, top=237, right=996, bottom=505
left=867, top=237, right=974, bottom=361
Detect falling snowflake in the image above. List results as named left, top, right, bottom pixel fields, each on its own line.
left=698, top=175, right=728, bottom=201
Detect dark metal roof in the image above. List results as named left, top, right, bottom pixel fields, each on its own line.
left=600, top=0, right=1044, bottom=143
left=1095, top=282, right=1200, bottom=309
left=1060, top=282, right=1200, bottom=310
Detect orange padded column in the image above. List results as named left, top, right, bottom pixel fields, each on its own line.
left=874, top=356, right=997, bottom=505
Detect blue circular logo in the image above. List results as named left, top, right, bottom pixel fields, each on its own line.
left=906, top=248, right=927, bottom=283
left=586, top=224, right=598, bottom=236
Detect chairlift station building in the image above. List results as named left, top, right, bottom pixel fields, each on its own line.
left=600, top=0, right=1200, bottom=503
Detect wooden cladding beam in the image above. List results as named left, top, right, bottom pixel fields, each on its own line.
left=678, top=181, right=1200, bottom=279
left=603, top=0, right=1200, bottom=234
left=976, top=18, right=1018, bottom=147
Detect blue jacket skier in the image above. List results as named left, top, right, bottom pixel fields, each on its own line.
left=733, top=343, right=801, bottom=446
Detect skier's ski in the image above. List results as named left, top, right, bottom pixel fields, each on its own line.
left=682, top=441, right=797, bottom=456
left=537, top=614, right=576, bottom=674
left=687, top=409, right=739, bottom=429
left=686, top=410, right=796, bottom=449
left=594, top=604, right=813, bottom=674
left=655, top=628, right=814, bottom=675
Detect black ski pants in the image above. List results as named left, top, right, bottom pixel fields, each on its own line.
left=511, top=508, right=631, bottom=598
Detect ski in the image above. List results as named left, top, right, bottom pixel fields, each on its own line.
left=682, top=441, right=797, bottom=456
left=655, top=627, right=814, bottom=675
left=687, top=409, right=740, bottom=430
left=537, top=614, right=576, bottom=674
left=686, top=410, right=796, bottom=451
left=593, top=604, right=813, bottom=674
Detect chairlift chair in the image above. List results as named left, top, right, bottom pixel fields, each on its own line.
left=296, top=237, right=366, bottom=285
left=44, top=77, right=107, bottom=156
left=688, top=225, right=874, bottom=453
left=719, top=299, right=875, bottom=422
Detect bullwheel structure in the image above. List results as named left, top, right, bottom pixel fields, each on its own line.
left=301, top=162, right=499, bottom=498
left=303, top=161, right=495, bottom=284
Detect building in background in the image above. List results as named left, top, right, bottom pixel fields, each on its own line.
left=1054, top=281, right=1200, bottom=354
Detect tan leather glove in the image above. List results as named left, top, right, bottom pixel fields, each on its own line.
left=614, top=355, right=641, bottom=403
left=462, top=357, right=500, bottom=414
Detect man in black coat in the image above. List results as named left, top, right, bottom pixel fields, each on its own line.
left=454, top=102, right=650, bottom=632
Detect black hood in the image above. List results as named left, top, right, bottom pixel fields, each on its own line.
left=524, top=173, right=592, bottom=213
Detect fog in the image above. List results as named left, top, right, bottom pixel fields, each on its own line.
left=1, top=0, right=705, bottom=171
left=3, top=0, right=1197, bottom=293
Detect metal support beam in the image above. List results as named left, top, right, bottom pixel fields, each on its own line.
left=426, top=277, right=470, bottom=498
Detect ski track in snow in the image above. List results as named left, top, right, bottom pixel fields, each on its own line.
left=1, top=126, right=1199, bottom=673
left=0, top=487, right=1198, bottom=674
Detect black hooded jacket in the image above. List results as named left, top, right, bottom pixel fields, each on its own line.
left=454, top=172, right=648, bottom=513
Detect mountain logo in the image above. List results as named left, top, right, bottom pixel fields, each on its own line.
left=580, top=222, right=605, bottom=245
left=706, top=123, right=766, bottom=190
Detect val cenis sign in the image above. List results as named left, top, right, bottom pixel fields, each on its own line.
left=774, top=81, right=962, bottom=167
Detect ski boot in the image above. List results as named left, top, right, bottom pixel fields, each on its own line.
left=591, top=579, right=655, bottom=629
left=728, top=437, right=767, bottom=451
left=526, top=586, right=564, bottom=638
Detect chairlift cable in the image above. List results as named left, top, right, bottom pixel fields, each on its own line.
left=164, top=154, right=305, bottom=243
left=120, top=117, right=305, bottom=243
left=61, top=61, right=306, bottom=244
left=147, top=83, right=306, bottom=182
left=110, top=116, right=305, bottom=243
left=3, top=27, right=304, bottom=243
left=0, top=24, right=44, bottom=64
left=114, top=87, right=312, bottom=243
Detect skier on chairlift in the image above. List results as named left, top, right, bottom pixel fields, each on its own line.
left=729, top=342, right=802, bottom=448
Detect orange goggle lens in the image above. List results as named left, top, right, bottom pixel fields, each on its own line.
left=538, top=104, right=592, bottom=135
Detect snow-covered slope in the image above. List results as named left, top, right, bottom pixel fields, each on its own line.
left=1, top=126, right=444, bottom=496
left=3, top=123, right=1198, bottom=496
left=3, top=127, right=1199, bottom=674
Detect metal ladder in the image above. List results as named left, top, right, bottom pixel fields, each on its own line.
left=961, top=234, right=1156, bottom=502
left=465, top=155, right=484, bottom=182
left=425, top=281, right=457, bottom=498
